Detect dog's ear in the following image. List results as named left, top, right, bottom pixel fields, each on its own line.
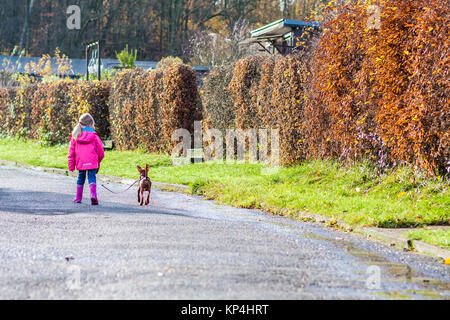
left=137, top=165, right=143, bottom=173
left=145, top=164, right=149, bottom=176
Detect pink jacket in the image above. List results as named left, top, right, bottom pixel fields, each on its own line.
left=68, top=129, right=104, bottom=171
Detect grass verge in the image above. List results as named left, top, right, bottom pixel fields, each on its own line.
left=405, top=229, right=449, bottom=248
left=0, top=136, right=448, bottom=229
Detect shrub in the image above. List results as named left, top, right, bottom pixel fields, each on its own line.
left=109, top=68, right=144, bottom=149
left=116, top=45, right=137, bottom=69
left=23, top=80, right=112, bottom=145
left=156, top=56, right=184, bottom=71
left=12, top=84, right=38, bottom=138
left=201, top=64, right=235, bottom=132
left=0, top=80, right=111, bottom=144
left=134, top=69, right=163, bottom=152
left=0, top=87, right=17, bottom=134
left=271, top=55, right=309, bottom=165
left=303, top=0, right=448, bottom=175
left=304, top=2, right=389, bottom=166
left=68, top=80, right=111, bottom=140
left=227, top=54, right=310, bottom=165
left=365, top=0, right=449, bottom=175
left=228, top=55, right=266, bottom=130
left=407, top=0, right=449, bottom=176
left=109, top=63, right=200, bottom=153
left=255, top=55, right=277, bottom=129
left=30, top=80, right=75, bottom=145
left=160, top=63, right=202, bottom=152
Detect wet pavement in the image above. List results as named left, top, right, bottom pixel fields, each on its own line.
left=0, top=165, right=448, bottom=299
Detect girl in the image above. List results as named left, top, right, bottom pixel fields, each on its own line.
left=68, top=113, right=104, bottom=205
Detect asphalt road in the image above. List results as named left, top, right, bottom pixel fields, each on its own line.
left=0, top=165, right=448, bottom=299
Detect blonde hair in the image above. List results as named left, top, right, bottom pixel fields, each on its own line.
left=72, top=113, right=95, bottom=140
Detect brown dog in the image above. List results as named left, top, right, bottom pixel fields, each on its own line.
left=137, top=164, right=152, bottom=206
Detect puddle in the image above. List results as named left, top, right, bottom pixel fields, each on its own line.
left=299, top=231, right=450, bottom=299
left=373, top=289, right=445, bottom=300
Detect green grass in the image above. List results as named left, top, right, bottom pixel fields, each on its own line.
left=1, top=136, right=449, bottom=228
left=406, top=229, right=450, bottom=248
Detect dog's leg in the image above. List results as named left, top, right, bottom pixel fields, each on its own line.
left=137, top=187, right=141, bottom=205
left=145, top=190, right=150, bottom=205
left=145, top=182, right=151, bottom=205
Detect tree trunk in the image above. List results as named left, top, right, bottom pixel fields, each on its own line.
left=19, top=0, right=34, bottom=53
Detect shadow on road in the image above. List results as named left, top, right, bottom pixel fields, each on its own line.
left=0, top=187, right=193, bottom=218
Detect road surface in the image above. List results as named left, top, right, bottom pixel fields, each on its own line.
left=0, top=165, right=448, bottom=299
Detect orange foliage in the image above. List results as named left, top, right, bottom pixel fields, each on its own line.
left=367, top=0, right=449, bottom=175
left=160, top=63, right=202, bottom=152
left=68, top=80, right=111, bottom=140
left=109, top=64, right=201, bottom=153
left=0, top=80, right=110, bottom=145
left=228, top=55, right=265, bottom=130
left=271, top=55, right=309, bottom=165
left=305, top=0, right=449, bottom=174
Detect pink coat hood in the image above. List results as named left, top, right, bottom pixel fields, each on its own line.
left=68, top=129, right=104, bottom=171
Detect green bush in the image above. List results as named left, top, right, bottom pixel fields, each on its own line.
left=115, top=45, right=137, bottom=69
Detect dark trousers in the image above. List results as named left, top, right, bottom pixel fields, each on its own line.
left=77, top=170, right=97, bottom=185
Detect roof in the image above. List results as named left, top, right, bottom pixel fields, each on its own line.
left=250, top=18, right=320, bottom=38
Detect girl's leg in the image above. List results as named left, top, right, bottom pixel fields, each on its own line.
left=74, top=171, right=86, bottom=203
left=87, top=169, right=98, bottom=205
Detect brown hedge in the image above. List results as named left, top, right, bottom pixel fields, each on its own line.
left=109, top=64, right=201, bottom=153
left=159, top=63, right=202, bottom=153
left=256, top=55, right=277, bottom=129
left=201, top=64, right=235, bottom=132
left=0, top=85, right=38, bottom=138
left=68, top=80, right=111, bottom=140
left=227, top=54, right=310, bottom=165
left=134, top=69, right=164, bottom=152
left=228, top=55, right=266, bottom=130
left=0, top=87, right=18, bottom=135
left=270, top=55, right=309, bottom=165
left=109, top=68, right=163, bottom=151
left=109, top=69, right=143, bottom=149
left=366, top=0, right=449, bottom=175
left=302, top=0, right=448, bottom=175
left=30, top=81, right=76, bottom=144
left=0, top=80, right=111, bottom=145
left=304, top=3, right=389, bottom=165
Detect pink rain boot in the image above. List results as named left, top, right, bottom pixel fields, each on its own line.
left=73, top=184, right=83, bottom=203
left=90, top=183, right=99, bottom=205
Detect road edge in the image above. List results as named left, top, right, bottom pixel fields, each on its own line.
left=1, top=159, right=448, bottom=262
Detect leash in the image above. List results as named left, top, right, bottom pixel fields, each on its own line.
left=101, top=179, right=140, bottom=194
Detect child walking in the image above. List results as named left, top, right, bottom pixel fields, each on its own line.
left=68, top=113, right=104, bottom=205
